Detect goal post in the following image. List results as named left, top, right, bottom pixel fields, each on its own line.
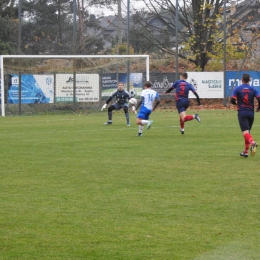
left=0, top=54, right=149, bottom=117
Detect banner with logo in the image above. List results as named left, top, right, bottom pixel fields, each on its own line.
left=8, top=74, right=54, bottom=104
left=55, top=74, right=99, bottom=102
left=225, top=71, right=260, bottom=98
left=101, top=73, right=143, bottom=99
left=149, top=73, right=177, bottom=93
left=185, top=72, right=223, bottom=98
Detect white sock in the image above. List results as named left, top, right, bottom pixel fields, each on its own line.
left=141, top=120, right=149, bottom=125
left=139, top=125, right=144, bottom=133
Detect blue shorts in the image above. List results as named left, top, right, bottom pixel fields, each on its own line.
left=238, top=110, right=254, bottom=132
left=137, top=106, right=151, bottom=120
left=176, top=99, right=189, bottom=113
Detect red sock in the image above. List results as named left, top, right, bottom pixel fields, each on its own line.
left=180, top=118, right=184, bottom=129
left=244, top=132, right=254, bottom=145
left=244, top=139, right=250, bottom=152
left=184, top=115, right=194, bottom=122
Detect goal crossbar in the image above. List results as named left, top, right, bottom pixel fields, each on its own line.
left=0, top=55, right=149, bottom=117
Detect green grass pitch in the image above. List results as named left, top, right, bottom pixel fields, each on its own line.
left=1, top=109, right=260, bottom=260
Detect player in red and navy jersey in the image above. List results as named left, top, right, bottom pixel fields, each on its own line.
left=165, top=72, right=202, bottom=134
left=231, top=73, right=260, bottom=157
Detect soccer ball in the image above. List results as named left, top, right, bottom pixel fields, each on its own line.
left=130, top=89, right=136, bottom=98
left=129, top=98, right=137, bottom=106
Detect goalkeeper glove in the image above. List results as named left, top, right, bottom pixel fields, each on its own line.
left=101, top=104, right=107, bottom=111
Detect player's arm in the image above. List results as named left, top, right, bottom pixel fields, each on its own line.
left=256, top=96, right=260, bottom=111
left=153, top=93, right=160, bottom=111
left=131, top=99, right=142, bottom=114
left=101, top=92, right=116, bottom=110
left=124, top=90, right=131, bottom=102
left=135, top=98, right=143, bottom=110
left=105, top=96, right=113, bottom=104
left=165, top=86, right=174, bottom=93
left=153, top=98, right=160, bottom=111
left=231, top=88, right=238, bottom=105
left=230, top=96, right=237, bottom=105
left=165, top=82, right=177, bottom=93
left=193, top=92, right=201, bottom=106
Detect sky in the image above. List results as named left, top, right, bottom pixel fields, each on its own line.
left=89, top=0, right=150, bottom=17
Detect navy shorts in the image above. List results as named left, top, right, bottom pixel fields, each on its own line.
left=176, top=99, right=189, bottom=113
left=112, top=102, right=128, bottom=110
left=238, top=110, right=254, bottom=132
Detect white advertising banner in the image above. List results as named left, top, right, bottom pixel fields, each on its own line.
left=56, top=74, right=99, bottom=102
left=186, top=72, right=224, bottom=98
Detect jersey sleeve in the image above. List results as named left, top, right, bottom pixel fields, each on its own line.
left=189, top=84, right=197, bottom=93
left=171, top=81, right=178, bottom=89
left=111, top=90, right=118, bottom=97
left=125, top=90, right=130, bottom=99
left=165, top=82, right=177, bottom=93
left=106, top=90, right=117, bottom=104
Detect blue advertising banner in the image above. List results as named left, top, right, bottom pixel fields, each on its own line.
left=101, top=73, right=143, bottom=99
left=8, top=74, right=54, bottom=104
left=226, top=71, right=260, bottom=97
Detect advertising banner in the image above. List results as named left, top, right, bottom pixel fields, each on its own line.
left=56, top=74, right=99, bottom=102
left=101, top=73, right=124, bottom=97
left=8, top=74, right=54, bottom=104
left=149, top=73, right=177, bottom=93
left=186, top=72, right=223, bottom=98
left=226, top=71, right=260, bottom=97
left=101, top=73, right=143, bottom=99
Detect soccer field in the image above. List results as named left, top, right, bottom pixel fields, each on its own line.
left=1, top=109, right=260, bottom=260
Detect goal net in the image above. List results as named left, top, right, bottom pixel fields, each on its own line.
left=0, top=55, right=149, bottom=116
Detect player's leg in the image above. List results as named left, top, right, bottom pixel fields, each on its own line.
left=104, top=104, right=116, bottom=125
left=248, top=113, right=258, bottom=156
left=179, top=111, right=186, bottom=134
left=123, top=105, right=130, bottom=126
left=177, top=100, right=188, bottom=134
left=182, top=100, right=200, bottom=123
left=136, top=118, right=144, bottom=136
left=241, top=128, right=257, bottom=157
left=239, top=112, right=257, bottom=156
left=136, top=107, right=152, bottom=136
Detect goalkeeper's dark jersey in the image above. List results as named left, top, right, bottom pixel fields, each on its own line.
left=106, top=89, right=130, bottom=105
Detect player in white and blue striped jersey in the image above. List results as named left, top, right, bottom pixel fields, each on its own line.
left=132, top=81, right=160, bottom=136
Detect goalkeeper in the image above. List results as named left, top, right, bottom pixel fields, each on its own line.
left=101, top=82, right=131, bottom=126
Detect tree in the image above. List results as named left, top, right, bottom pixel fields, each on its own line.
left=20, top=0, right=116, bottom=55
left=21, top=0, right=74, bottom=54
left=0, top=0, right=120, bottom=55
left=132, top=0, right=260, bottom=71
left=74, top=0, right=118, bottom=54
left=0, top=0, right=18, bottom=54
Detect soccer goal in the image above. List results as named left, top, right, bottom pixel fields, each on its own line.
left=0, top=55, right=149, bottom=117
